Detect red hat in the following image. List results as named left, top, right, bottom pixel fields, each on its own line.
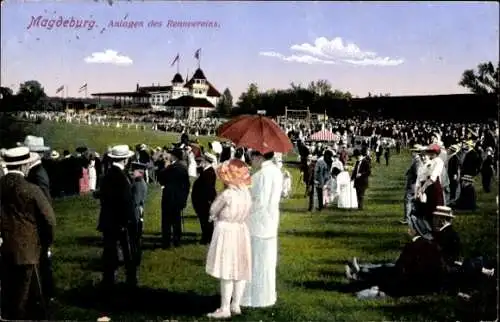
left=425, top=144, right=441, bottom=154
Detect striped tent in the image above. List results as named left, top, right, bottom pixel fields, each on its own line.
left=310, top=130, right=337, bottom=142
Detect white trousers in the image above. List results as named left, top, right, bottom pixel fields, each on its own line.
left=241, top=236, right=278, bottom=307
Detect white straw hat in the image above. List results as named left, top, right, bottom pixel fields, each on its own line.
left=433, top=205, right=455, bottom=218
left=107, top=145, right=135, bottom=159
left=2, top=146, right=40, bottom=166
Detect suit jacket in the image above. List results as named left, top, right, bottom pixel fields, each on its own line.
left=314, top=158, right=331, bottom=187
left=158, top=161, right=190, bottom=211
left=26, top=161, right=51, bottom=201
left=0, top=173, right=56, bottom=264
left=351, top=158, right=371, bottom=189
left=447, top=154, right=460, bottom=180
left=382, top=236, right=446, bottom=296
left=132, top=176, right=148, bottom=219
left=405, top=157, right=419, bottom=191
left=97, top=165, right=136, bottom=232
left=191, top=166, right=217, bottom=214
left=433, top=224, right=461, bottom=265
left=462, top=150, right=481, bottom=176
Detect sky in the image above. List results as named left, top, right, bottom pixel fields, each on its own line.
left=1, top=1, right=498, bottom=99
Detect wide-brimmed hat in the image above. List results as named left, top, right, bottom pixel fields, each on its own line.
left=433, top=205, right=455, bottom=218
left=410, top=144, right=424, bottom=151
left=50, top=150, right=60, bottom=159
left=448, top=144, right=460, bottom=153
left=461, top=174, right=474, bottom=183
left=408, top=215, right=433, bottom=240
left=23, top=135, right=50, bottom=152
left=107, top=145, right=135, bottom=159
left=2, top=146, right=40, bottom=166
left=211, top=141, right=223, bottom=154
left=216, top=159, right=251, bottom=187
left=196, top=152, right=216, bottom=164
left=424, top=144, right=441, bottom=154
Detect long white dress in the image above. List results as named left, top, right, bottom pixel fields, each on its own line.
left=241, top=160, right=283, bottom=308
left=187, top=151, right=197, bottom=178
left=336, top=171, right=358, bottom=209
left=88, top=159, right=97, bottom=191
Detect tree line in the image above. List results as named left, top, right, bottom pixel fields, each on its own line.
left=1, top=61, right=498, bottom=116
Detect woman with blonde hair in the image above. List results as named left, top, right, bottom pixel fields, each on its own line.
left=205, top=158, right=253, bottom=319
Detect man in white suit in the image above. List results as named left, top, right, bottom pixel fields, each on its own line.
left=241, top=150, right=283, bottom=308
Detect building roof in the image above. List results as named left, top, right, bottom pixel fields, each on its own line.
left=91, top=91, right=151, bottom=97
left=172, top=73, right=184, bottom=83
left=192, top=68, right=207, bottom=80
left=137, top=85, right=172, bottom=92
left=165, top=95, right=215, bottom=108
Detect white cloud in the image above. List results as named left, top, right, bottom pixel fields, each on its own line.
left=84, top=49, right=133, bottom=66
left=260, top=36, right=404, bottom=67
left=343, top=57, right=405, bottom=66
left=259, top=51, right=335, bottom=65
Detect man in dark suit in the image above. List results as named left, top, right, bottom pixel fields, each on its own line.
left=346, top=216, right=446, bottom=298
left=191, top=153, right=217, bottom=244
left=351, top=148, right=371, bottom=210
left=402, top=146, right=421, bottom=224
left=25, top=149, right=55, bottom=303
left=0, top=147, right=56, bottom=320
left=447, top=145, right=461, bottom=203
left=461, top=143, right=481, bottom=177
left=26, top=155, right=51, bottom=201
left=158, top=147, right=191, bottom=248
left=130, top=162, right=148, bottom=266
left=95, top=145, right=140, bottom=288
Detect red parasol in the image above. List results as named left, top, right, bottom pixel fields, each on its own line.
left=217, top=115, right=293, bottom=154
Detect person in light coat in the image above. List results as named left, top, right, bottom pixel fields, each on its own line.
left=205, top=159, right=253, bottom=319
left=241, top=150, right=283, bottom=308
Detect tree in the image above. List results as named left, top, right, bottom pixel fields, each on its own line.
left=236, top=83, right=260, bottom=113
left=16, top=80, right=47, bottom=110
left=307, top=80, right=332, bottom=96
left=216, top=88, right=233, bottom=116
left=459, top=61, right=499, bottom=94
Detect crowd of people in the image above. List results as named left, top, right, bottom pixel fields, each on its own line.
left=0, top=113, right=498, bottom=320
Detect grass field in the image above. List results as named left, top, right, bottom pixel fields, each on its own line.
left=31, top=122, right=498, bottom=321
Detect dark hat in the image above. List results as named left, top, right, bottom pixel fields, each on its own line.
left=131, top=161, right=148, bottom=170
left=353, top=149, right=361, bottom=157
left=168, top=147, right=184, bottom=160
left=76, top=146, right=88, bottom=153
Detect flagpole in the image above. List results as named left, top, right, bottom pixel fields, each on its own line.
left=85, top=86, right=88, bottom=98
left=198, top=50, right=201, bottom=69
left=177, top=56, right=180, bottom=74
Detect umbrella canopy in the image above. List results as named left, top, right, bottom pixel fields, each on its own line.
left=310, top=130, right=337, bottom=142
left=217, top=115, right=293, bottom=154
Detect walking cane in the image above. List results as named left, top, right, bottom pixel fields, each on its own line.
left=181, top=210, right=185, bottom=232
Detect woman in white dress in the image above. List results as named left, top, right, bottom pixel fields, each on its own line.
left=88, top=153, right=97, bottom=191
left=186, top=146, right=198, bottom=178
left=206, top=159, right=253, bottom=319
left=336, top=166, right=358, bottom=209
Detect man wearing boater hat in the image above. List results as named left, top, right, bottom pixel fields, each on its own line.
left=191, top=152, right=217, bottom=244
left=0, top=147, right=56, bottom=320
left=95, top=145, right=140, bottom=288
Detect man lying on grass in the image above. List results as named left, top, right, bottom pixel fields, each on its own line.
left=345, top=211, right=495, bottom=300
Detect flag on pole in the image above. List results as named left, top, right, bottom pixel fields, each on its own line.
left=56, top=85, right=64, bottom=94
left=78, top=83, right=87, bottom=93
left=194, top=48, right=201, bottom=60
left=171, top=54, right=179, bottom=67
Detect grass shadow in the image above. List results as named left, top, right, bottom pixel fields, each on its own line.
left=58, top=283, right=219, bottom=317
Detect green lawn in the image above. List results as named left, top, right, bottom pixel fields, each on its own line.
left=31, top=122, right=498, bottom=321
